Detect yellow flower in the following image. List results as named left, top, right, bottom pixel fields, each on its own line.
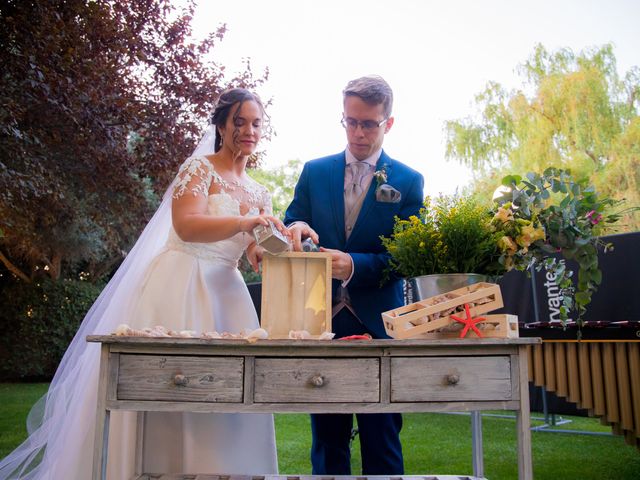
left=516, top=224, right=536, bottom=248
left=532, top=226, right=545, bottom=242
left=494, top=206, right=514, bottom=223
left=497, top=235, right=518, bottom=254
left=419, top=241, right=425, bottom=248
left=503, top=255, right=515, bottom=271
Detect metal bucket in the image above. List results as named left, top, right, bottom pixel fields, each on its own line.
left=406, top=273, right=488, bottom=303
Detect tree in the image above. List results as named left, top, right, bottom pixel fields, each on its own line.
left=0, top=0, right=268, bottom=282
left=445, top=44, right=640, bottom=231
left=248, top=159, right=303, bottom=219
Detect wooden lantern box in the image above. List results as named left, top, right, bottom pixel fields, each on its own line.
left=382, top=282, right=518, bottom=339
left=260, top=252, right=332, bottom=339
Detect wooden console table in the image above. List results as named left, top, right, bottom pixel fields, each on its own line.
left=88, top=336, right=540, bottom=480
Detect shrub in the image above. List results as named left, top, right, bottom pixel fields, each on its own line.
left=0, top=278, right=102, bottom=381
left=381, top=195, right=498, bottom=278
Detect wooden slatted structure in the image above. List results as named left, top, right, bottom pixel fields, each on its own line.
left=528, top=340, right=640, bottom=450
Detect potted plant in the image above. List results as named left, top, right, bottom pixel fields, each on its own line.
left=381, top=194, right=500, bottom=299
left=382, top=167, right=633, bottom=325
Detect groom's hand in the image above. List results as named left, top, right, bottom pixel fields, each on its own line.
left=246, top=242, right=264, bottom=273
left=319, top=247, right=353, bottom=281
left=287, top=222, right=319, bottom=251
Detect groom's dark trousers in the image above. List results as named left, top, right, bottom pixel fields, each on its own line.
left=310, top=309, right=404, bottom=475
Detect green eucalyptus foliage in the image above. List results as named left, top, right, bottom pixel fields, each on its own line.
left=495, top=167, right=631, bottom=324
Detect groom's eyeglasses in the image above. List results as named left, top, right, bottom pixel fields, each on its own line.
left=341, top=117, right=388, bottom=132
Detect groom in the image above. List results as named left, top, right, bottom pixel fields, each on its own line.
left=284, top=75, right=424, bottom=475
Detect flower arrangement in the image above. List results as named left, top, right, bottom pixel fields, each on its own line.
left=381, top=194, right=498, bottom=278
left=382, top=167, right=633, bottom=325
left=491, top=168, right=628, bottom=323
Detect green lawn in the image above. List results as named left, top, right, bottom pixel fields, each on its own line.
left=2, top=383, right=639, bottom=478
left=275, top=412, right=640, bottom=479
left=0, top=383, right=49, bottom=459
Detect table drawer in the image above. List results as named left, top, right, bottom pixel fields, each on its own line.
left=391, top=356, right=512, bottom=402
left=117, top=354, right=244, bottom=402
left=254, top=358, right=380, bottom=403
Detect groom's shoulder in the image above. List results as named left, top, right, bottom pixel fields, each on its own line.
left=305, top=151, right=345, bottom=166
left=300, top=152, right=344, bottom=174
left=385, top=153, right=423, bottom=180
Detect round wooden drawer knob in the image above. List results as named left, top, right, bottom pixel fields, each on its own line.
left=310, top=375, right=325, bottom=387
left=174, top=374, right=189, bottom=386
left=447, top=374, right=460, bottom=385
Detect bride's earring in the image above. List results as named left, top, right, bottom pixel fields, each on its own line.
left=248, top=151, right=260, bottom=167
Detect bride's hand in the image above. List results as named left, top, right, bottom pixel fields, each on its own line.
left=238, top=214, right=290, bottom=237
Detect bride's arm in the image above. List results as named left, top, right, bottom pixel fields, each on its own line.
left=171, top=193, right=274, bottom=243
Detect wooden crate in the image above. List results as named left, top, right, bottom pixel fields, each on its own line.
left=260, top=252, right=332, bottom=339
left=403, top=314, right=519, bottom=340
left=382, top=282, right=504, bottom=340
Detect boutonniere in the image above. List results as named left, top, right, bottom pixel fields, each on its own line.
left=374, top=165, right=401, bottom=203
left=374, top=166, right=388, bottom=188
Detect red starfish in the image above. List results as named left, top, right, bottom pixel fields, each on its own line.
left=450, top=303, right=486, bottom=338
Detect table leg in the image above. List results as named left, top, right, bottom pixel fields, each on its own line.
left=135, top=411, right=146, bottom=475
left=471, top=411, right=484, bottom=478
left=94, top=410, right=110, bottom=480
left=92, top=345, right=111, bottom=480
left=517, top=345, right=534, bottom=479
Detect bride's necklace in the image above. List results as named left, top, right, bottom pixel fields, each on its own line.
left=215, top=172, right=248, bottom=190
left=212, top=170, right=263, bottom=203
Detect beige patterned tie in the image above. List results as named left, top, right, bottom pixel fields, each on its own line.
left=344, top=161, right=372, bottom=217
left=335, top=161, right=372, bottom=320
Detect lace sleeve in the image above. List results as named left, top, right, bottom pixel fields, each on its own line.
left=172, top=156, right=214, bottom=199
left=259, top=184, right=273, bottom=215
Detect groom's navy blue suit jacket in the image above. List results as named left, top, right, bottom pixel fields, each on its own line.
left=284, top=150, right=424, bottom=338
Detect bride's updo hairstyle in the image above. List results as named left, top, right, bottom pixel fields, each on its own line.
left=210, top=88, right=266, bottom=153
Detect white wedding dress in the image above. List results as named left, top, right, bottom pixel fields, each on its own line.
left=0, top=156, right=278, bottom=479
left=106, top=156, right=279, bottom=478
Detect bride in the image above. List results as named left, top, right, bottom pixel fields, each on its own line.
left=0, top=88, right=285, bottom=479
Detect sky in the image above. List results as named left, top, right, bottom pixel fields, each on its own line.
left=190, top=0, right=640, bottom=196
